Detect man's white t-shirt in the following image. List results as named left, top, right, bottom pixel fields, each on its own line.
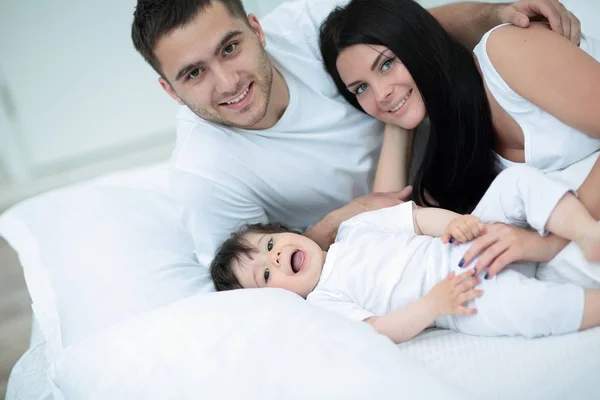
left=169, top=0, right=383, bottom=268
left=307, top=202, right=448, bottom=322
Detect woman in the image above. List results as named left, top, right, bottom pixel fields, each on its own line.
left=319, top=0, right=600, bottom=278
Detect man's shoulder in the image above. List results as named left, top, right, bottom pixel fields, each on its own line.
left=171, top=106, right=241, bottom=176
left=261, top=0, right=349, bottom=43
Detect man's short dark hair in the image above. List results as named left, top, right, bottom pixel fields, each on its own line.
left=210, top=222, right=298, bottom=292
left=131, top=0, right=248, bottom=76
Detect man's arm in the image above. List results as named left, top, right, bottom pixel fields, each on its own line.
left=428, top=0, right=581, bottom=50
left=170, top=170, right=267, bottom=267
left=304, top=188, right=413, bottom=250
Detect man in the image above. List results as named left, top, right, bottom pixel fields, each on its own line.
left=131, top=0, right=579, bottom=269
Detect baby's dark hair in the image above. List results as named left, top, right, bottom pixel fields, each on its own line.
left=210, top=222, right=299, bottom=292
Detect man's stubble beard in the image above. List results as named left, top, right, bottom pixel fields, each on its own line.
left=188, top=45, right=273, bottom=129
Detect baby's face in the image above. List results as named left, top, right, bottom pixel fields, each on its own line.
left=233, top=231, right=326, bottom=298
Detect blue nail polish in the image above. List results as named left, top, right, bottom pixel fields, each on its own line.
left=458, top=258, right=464, bottom=267
left=449, top=237, right=455, bottom=244
left=484, top=272, right=490, bottom=280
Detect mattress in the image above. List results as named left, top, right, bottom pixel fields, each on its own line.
left=9, top=324, right=600, bottom=399
left=397, top=327, right=600, bottom=399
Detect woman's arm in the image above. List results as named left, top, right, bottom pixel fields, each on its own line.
left=461, top=223, right=568, bottom=278
left=373, top=124, right=413, bottom=193
left=487, top=24, right=600, bottom=137
left=429, top=0, right=581, bottom=50
left=575, top=156, right=600, bottom=221
left=488, top=24, right=600, bottom=218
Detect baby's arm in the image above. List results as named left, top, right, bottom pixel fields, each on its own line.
left=413, top=207, right=461, bottom=237
left=414, top=208, right=485, bottom=243
left=366, top=269, right=482, bottom=343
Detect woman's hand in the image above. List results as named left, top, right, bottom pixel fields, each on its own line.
left=500, top=0, right=581, bottom=44
left=459, top=223, right=569, bottom=279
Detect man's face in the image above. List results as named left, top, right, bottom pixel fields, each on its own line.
left=154, top=3, right=273, bottom=129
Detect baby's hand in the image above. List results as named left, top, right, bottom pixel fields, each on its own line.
left=442, top=215, right=485, bottom=245
left=426, top=269, right=483, bottom=316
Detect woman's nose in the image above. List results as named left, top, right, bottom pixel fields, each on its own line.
left=375, top=85, right=393, bottom=105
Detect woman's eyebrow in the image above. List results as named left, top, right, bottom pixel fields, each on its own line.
left=346, top=49, right=391, bottom=89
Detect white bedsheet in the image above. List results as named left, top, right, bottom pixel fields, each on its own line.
left=9, top=324, right=600, bottom=399
left=6, top=340, right=51, bottom=400
left=398, top=328, right=600, bottom=399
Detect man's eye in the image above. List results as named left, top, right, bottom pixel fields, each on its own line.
left=267, top=238, right=273, bottom=251
left=355, top=83, right=368, bottom=96
left=223, top=43, right=237, bottom=55
left=381, top=59, right=393, bottom=72
left=188, top=68, right=203, bottom=80
left=264, top=268, right=270, bottom=283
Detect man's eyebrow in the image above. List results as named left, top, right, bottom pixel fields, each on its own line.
left=175, top=62, right=202, bottom=82
left=174, top=30, right=243, bottom=82
left=214, top=30, right=242, bottom=55
left=345, top=49, right=389, bottom=90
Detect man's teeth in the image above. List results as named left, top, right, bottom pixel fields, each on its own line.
left=389, top=92, right=411, bottom=112
left=226, top=87, right=249, bottom=105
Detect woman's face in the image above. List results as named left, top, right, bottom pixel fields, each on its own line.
left=336, top=44, right=426, bottom=129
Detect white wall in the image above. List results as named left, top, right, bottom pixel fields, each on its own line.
left=0, top=0, right=179, bottom=171
left=0, top=1, right=183, bottom=208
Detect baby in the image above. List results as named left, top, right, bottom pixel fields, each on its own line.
left=210, top=165, right=600, bottom=343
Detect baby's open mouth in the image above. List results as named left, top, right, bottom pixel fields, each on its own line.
left=291, top=250, right=304, bottom=273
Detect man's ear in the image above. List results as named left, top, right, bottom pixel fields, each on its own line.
left=159, top=77, right=184, bottom=105
left=247, top=13, right=266, bottom=47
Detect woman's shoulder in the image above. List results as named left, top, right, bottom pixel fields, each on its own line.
left=485, top=22, right=552, bottom=60
left=476, top=22, right=572, bottom=107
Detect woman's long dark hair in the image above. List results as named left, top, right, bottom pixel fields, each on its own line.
left=320, top=0, right=499, bottom=213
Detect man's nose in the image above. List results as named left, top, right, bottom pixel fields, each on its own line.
left=213, top=65, right=239, bottom=95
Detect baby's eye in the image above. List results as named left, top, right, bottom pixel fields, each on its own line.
left=267, top=238, right=273, bottom=251
left=264, top=268, right=270, bottom=283
left=381, top=59, right=393, bottom=72
left=355, top=83, right=368, bottom=96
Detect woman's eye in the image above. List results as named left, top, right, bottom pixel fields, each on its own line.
left=355, top=83, right=368, bottom=95
left=264, top=268, right=270, bottom=283
left=267, top=238, right=273, bottom=251
left=223, top=43, right=237, bottom=55
left=381, top=59, right=393, bottom=72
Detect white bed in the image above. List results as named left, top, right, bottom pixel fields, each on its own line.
left=2, top=159, right=599, bottom=400
left=4, top=1, right=600, bottom=396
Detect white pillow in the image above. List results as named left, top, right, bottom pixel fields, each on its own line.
left=48, top=288, right=468, bottom=399
left=0, top=163, right=213, bottom=360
